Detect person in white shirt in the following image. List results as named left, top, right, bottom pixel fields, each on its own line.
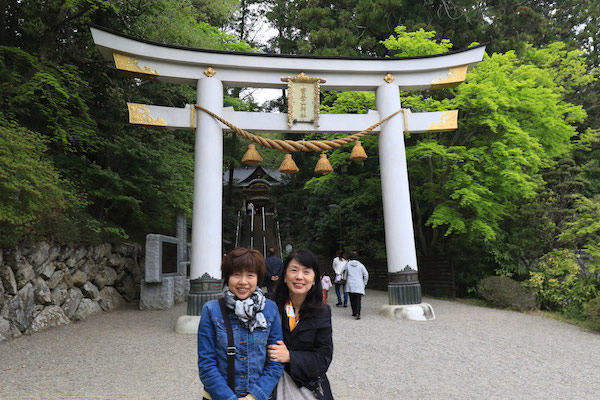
left=332, top=250, right=348, bottom=307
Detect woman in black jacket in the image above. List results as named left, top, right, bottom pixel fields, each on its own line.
left=267, top=249, right=334, bottom=399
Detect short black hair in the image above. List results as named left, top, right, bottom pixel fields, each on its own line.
left=274, top=249, right=324, bottom=318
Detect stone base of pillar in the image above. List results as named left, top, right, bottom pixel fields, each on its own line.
left=186, top=273, right=222, bottom=316
left=388, top=267, right=422, bottom=305
left=382, top=267, right=434, bottom=320
left=176, top=273, right=222, bottom=335
left=175, top=315, right=201, bottom=334
left=388, top=281, right=422, bottom=305
left=379, top=303, right=435, bottom=321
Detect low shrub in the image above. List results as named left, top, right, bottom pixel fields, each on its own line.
left=584, top=297, right=600, bottom=331
left=528, top=249, right=599, bottom=312
left=477, top=276, right=537, bottom=311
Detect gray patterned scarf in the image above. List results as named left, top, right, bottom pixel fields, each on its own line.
left=223, top=286, right=267, bottom=332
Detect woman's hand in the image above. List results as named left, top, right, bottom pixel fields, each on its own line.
left=267, top=340, right=290, bottom=363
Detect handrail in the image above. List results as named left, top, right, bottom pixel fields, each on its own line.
left=262, top=207, right=267, bottom=256
left=234, top=210, right=241, bottom=247
left=275, top=207, right=283, bottom=259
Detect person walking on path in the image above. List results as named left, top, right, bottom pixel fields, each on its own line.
left=267, top=249, right=334, bottom=399
left=265, top=247, right=283, bottom=299
left=197, top=247, right=284, bottom=400
left=332, top=250, right=348, bottom=307
left=342, top=251, right=369, bottom=320
left=321, top=272, right=332, bottom=304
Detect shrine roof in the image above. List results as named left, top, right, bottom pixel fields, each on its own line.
left=223, top=166, right=285, bottom=187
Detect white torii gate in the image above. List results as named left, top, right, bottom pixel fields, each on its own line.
left=90, top=26, right=485, bottom=324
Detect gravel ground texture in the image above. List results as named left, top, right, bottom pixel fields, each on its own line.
left=1, top=289, right=599, bottom=400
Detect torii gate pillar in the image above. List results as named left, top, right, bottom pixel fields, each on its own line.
left=186, top=77, right=224, bottom=316
left=377, top=84, right=434, bottom=320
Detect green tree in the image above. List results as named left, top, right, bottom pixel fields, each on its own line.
left=0, top=118, right=74, bottom=245
left=380, top=29, right=589, bottom=256
left=0, top=46, right=99, bottom=154
left=262, top=0, right=486, bottom=56
left=0, top=0, right=257, bottom=246
left=115, top=0, right=254, bottom=52
left=381, top=26, right=452, bottom=56
left=484, top=157, right=589, bottom=279
left=292, top=27, right=593, bottom=271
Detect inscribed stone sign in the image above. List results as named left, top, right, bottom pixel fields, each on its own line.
left=161, top=241, right=178, bottom=275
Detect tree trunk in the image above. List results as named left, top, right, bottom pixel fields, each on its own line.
left=239, top=0, right=248, bottom=41
left=0, top=0, right=7, bottom=45
left=37, top=6, right=69, bottom=59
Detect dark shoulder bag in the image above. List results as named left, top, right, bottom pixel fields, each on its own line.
left=218, top=297, right=236, bottom=392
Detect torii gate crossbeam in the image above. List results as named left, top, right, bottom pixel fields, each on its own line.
left=90, top=25, right=485, bottom=324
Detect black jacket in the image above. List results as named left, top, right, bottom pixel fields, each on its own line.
left=281, top=305, right=334, bottom=399
left=266, top=255, right=284, bottom=280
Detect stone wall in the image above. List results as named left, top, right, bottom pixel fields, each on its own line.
left=0, top=241, right=142, bottom=343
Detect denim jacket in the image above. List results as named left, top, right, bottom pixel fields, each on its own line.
left=198, top=298, right=284, bottom=400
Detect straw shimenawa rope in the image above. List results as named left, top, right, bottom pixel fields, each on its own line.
left=195, top=106, right=406, bottom=152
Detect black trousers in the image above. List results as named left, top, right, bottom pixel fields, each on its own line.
left=265, top=279, right=279, bottom=299
left=349, top=293, right=362, bottom=316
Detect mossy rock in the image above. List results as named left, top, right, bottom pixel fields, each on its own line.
left=477, top=276, right=537, bottom=312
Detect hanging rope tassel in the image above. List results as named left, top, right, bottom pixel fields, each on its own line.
left=350, top=141, right=368, bottom=161
left=279, top=153, right=299, bottom=174
left=241, top=144, right=263, bottom=165
left=315, top=153, right=333, bottom=174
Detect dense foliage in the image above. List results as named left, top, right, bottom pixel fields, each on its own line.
left=0, top=0, right=250, bottom=245
left=528, top=249, right=599, bottom=316
left=584, top=296, right=600, bottom=330
left=0, top=117, right=71, bottom=243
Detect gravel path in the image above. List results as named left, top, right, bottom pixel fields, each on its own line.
left=1, top=290, right=599, bottom=399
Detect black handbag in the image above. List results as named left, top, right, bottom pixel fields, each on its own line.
left=339, top=270, right=347, bottom=286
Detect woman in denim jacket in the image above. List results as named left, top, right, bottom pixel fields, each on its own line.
left=198, top=247, right=284, bottom=400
